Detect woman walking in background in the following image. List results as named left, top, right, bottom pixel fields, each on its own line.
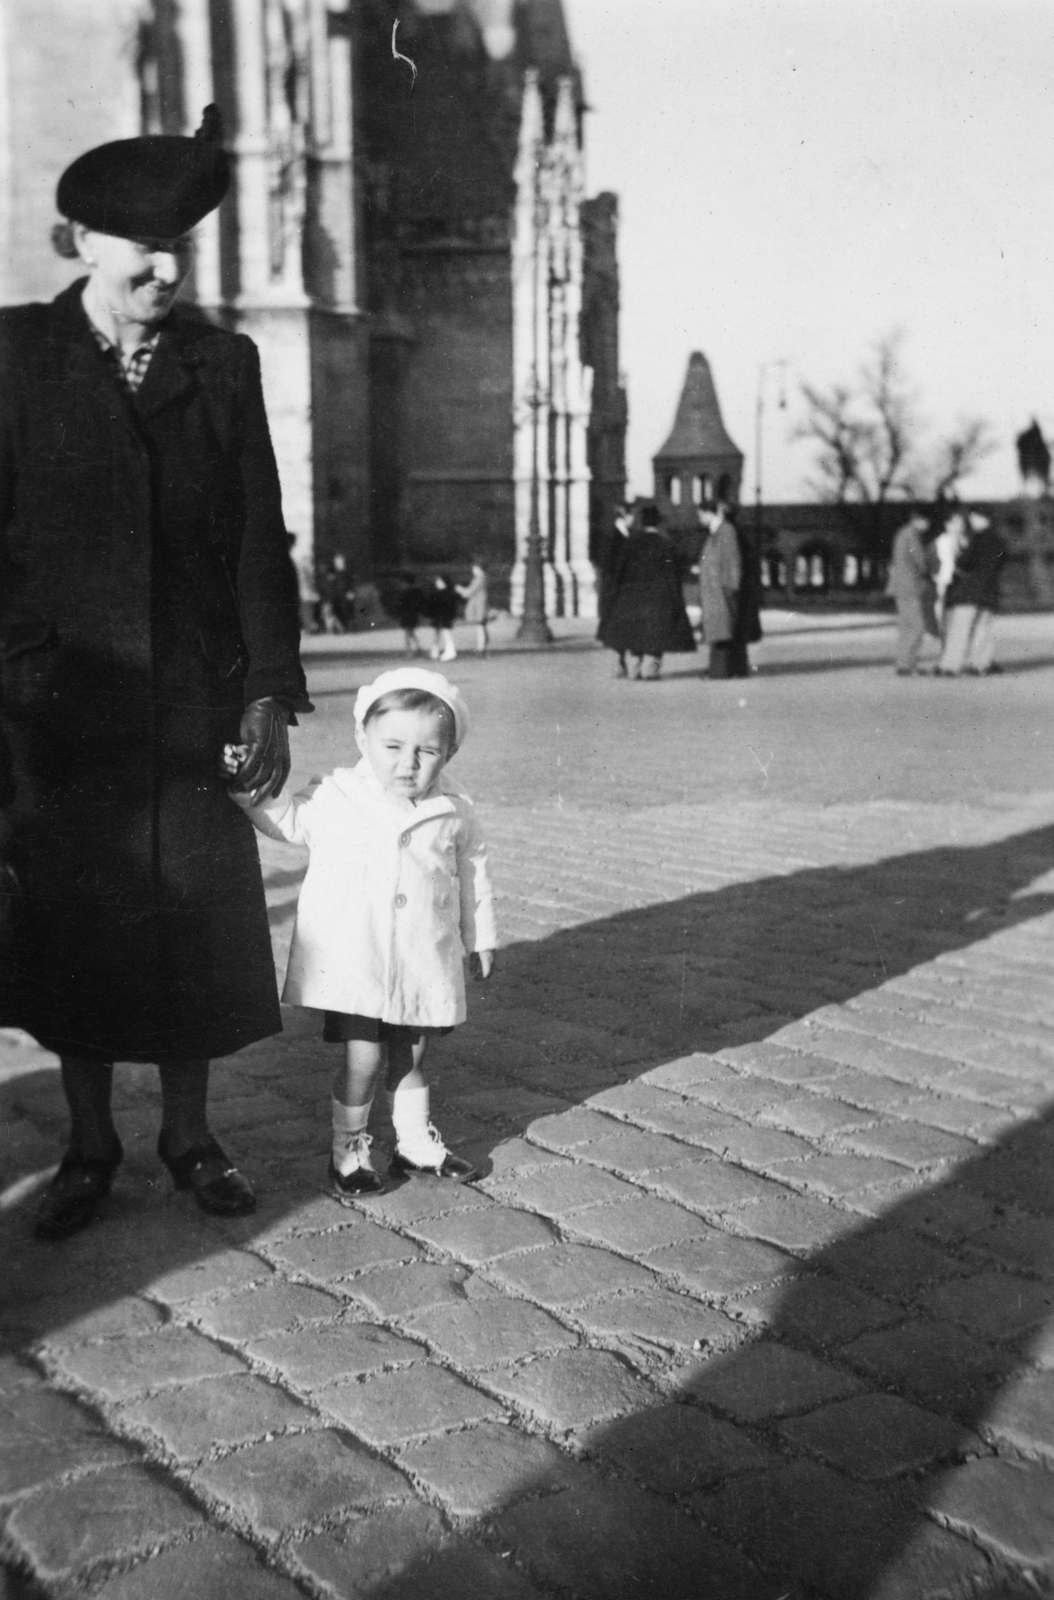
left=597, top=504, right=696, bottom=679
left=457, top=559, right=490, bottom=656
left=423, top=575, right=459, bottom=662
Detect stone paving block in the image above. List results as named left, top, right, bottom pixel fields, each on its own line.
left=44, top=1296, right=166, bottom=1346
left=484, top=1137, right=567, bottom=1176
left=906, top=1095, right=1018, bottom=1142
left=265, top=1218, right=424, bottom=1279
left=584, top=1081, right=697, bottom=1120
left=193, top=1280, right=345, bottom=1340
left=571, top=1125, right=694, bottom=1174
left=768, top=1152, right=912, bottom=1201
left=349, top=1176, right=491, bottom=1227
left=319, top=1362, right=504, bottom=1444
left=376, top=1540, right=549, bottom=1600
left=573, top=1289, right=744, bottom=1354
left=679, top=1075, right=789, bottom=1119
left=863, top=1519, right=998, bottom=1600
left=733, top=1273, right=901, bottom=1349
left=818, top=1069, right=926, bottom=1111
left=406, top=1205, right=556, bottom=1263
left=970, top=1154, right=1054, bottom=1219
left=727, top=1190, right=859, bottom=1254
left=526, top=1108, right=621, bottom=1149
left=640, top=1054, right=737, bottom=1090
left=246, top=1322, right=425, bottom=1388
left=487, top=1243, right=657, bottom=1308
left=400, top=1419, right=583, bottom=1515
left=193, top=1428, right=412, bottom=1535
left=89, top=1533, right=306, bottom=1600
left=824, top=1226, right=967, bottom=1301
left=145, top=1251, right=272, bottom=1306
left=482, top=1161, right=640, bottom=1215
left=677, top=1338, right=861, bottom=1420
left=582, top=1400, right=776, bottom=1495
left=983, top=1371, right=1054, bottom=1462
left=647, top=1233, right=799, bottom=1299
left=406, top=1296, right=577, bottom=1368
left=292, top=1503, right=450, bottom=1599
left=711, top=1120, right=817, bottom=1166
left=758, top=1093, right=882, bottom=1140
left=931, top=1456, right=1054, bottom=1570
left=779, top=1392, right=971, bottom=1480
left=343, top=1262, right=500, bottom=1319
left=840, top=1319, right=1002, bottom=1413
left=494, top=1479, right=772, bottom=1600
left=565, top=1195, right=711, bottom=1254
left=121, top=1373, right=318, bottom=1460
left=50, top=1327, right=246, bottom=1400
left=770, top=1024, right=956, bottom=1087
left=919, top=1271, right=1054, bottom=1339
left=648, top=1158, right=784, bottom=1213
left=0, top=1387, right=133, bottom=1497
left=839, top=1119, right=979, bottom=1169
left=5, top=1464, right=204, bottom=1581
left=488, top=1349, right=654, bottom=1432
left=717, top=1039, right=846, bottom=1082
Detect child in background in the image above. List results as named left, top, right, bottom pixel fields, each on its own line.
left=422, top=574, right=459, bottom=661
left=228, top=668, right=495, bottom=1196
left=456, top=558, right=490, bottom=656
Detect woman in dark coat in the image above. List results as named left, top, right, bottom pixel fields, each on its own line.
left=597, top=504, right=696, bottom=679
left=1, top=116, right=311, bottom=1238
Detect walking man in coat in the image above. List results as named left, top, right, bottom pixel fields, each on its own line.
left=887, top=512, right=940, bottom=675
left=0, top=114, right=312, bottom=1239
left=697, top=502, right=747, bottom=678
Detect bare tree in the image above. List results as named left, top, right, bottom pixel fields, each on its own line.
left=796, top=333, right=992, bottom=504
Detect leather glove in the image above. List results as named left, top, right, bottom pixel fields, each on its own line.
left=235, top=698, right=291, bottom=803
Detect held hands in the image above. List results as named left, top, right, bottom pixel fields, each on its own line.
left=224, top=698, right=291, bottom=803
left=470, top=949, right=495, bottom=981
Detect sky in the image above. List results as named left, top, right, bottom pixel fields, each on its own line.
left=563, top=0, right=1054, bottom=503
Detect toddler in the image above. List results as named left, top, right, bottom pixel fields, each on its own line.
left=229, top=667, right=495, bottom=1197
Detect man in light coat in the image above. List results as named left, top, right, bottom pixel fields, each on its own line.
left=887, top=512, right=939, bottom=675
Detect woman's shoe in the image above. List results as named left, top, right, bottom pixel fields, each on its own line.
left=157, top=1131, right=256, bottom=1216
left=35, top=1141, right=123, bottom=1241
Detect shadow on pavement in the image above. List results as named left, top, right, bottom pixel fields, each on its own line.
left=4, top=823, right=1054, bottom=1596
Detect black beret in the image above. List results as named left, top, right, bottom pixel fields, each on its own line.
left=57, top=119, right=229, bottom=239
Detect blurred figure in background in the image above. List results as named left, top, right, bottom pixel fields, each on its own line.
left=933, top=504, right=966, bottom=631
left=887, top=512, right=939, bottom=676
left=597, top=503, right=695, bottom=680
left=698, top=502, right=747, bottom=678
left=937, top=512, right=1005, bottom=676
left=319, top=553, right=354, bottom=634
left=423, top=574, right=459, bottom=662
left=382, top=570, right=426, bottom=656
left=290, top=535, right=320, bottom=634
left=456, top=558, right=490, bottom=655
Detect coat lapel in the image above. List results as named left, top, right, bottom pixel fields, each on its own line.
left=132, top=321, right=202, bottom=419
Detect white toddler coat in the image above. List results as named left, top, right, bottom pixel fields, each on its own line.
left=243, top=760, right=496, bottom=1026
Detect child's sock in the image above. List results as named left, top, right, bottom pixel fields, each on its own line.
left=332, top=1098, right=372, bottom=1175
left=389, top=1084, right=445, bottom=1168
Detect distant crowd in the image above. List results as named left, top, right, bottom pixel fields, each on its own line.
left=888, top=504, right=1005, bottom=677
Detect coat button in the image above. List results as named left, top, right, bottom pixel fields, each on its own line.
left=399, top=833, right=410, bottom=846
left=394, top=893, right=407, bottom=908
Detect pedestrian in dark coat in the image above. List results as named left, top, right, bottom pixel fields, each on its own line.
left=422, top=575, right=459, bottom=662
left=937, top=512, right=1005, bottom=675
left=596, top=504, right=696, bottom=679
left=2, top=114, right=311, bottom=1239
left=698, top=503, right=756, bottom=677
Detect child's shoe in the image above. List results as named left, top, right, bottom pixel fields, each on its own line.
left=390, top=1123, right=478, bottom=1182
left=329, top=1131, right=384, bottom=1199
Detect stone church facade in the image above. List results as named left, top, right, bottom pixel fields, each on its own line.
left=0, top=0, right=625, bottom=616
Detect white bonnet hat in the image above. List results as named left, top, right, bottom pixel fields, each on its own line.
left=353, top=668, right=469, bottom=748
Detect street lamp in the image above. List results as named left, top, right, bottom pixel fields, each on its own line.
left=517, top=144, right=553, bottom=646
left=754, top=359, right=788, bottom=536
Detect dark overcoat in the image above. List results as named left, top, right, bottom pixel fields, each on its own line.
left=0, top=281, right=309, bottom=1061
left=596, top=529, right=696, bottom=657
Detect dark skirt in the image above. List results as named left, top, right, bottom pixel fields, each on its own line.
left=323, top=1011, right=453, bottom=1043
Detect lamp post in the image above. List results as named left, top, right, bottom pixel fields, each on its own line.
left=517, top=137, right=553, bottom=645
left=754, top=359, right=788, bottom=537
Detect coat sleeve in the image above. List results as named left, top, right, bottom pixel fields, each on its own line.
left=232, top=335, right=313, bottom=713
left=456, top=805, right=496, bottom=954
left=233, top=776, right=322, bottom=847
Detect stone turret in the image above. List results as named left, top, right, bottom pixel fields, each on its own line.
left=653, top=352, right=743, bottom=531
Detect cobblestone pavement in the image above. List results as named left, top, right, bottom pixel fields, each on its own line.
left=4, top=617, right=1054, bottom=1599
